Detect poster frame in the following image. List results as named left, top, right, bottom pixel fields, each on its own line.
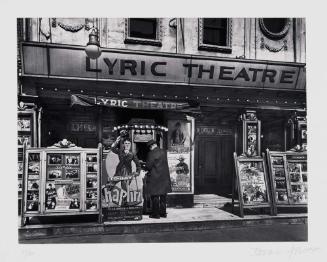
left=266, top=149, right=308, bottom=215
left=233, top=152, right=274, bottom=217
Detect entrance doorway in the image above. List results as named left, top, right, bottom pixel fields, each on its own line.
left=194, top=136, right=234, bottom=196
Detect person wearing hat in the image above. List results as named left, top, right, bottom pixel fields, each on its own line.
left=144, top=139, right=172, bottom=219
left=175, top=155, right=189, bottom=175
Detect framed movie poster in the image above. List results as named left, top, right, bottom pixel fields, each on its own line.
left=167, top=120, right=192, bottom=193
left=17, top=118, right=31, bottom=131
left=45, top=182, right=81, bottom=211
left=101, top=150, right=143, bottom=221
left=266, top=150, right=307, bottom=214
left=168, top=120, right=191, bottom=150
left=168, top=152, right=191, bottom=192
left=233, top=153, right=272, bottom=217
left=18, top=135, right=31, bottom=147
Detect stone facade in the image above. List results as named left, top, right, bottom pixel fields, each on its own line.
left=22, top=18, right=306, bottom=63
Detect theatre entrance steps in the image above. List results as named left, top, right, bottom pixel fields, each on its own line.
left=193, top=194, right=231, bottom=208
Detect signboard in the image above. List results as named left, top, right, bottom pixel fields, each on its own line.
left=196, top=126, right=233, bottom=136
left=167, top=120, right=192, bottom=193
left=233, top=153, right=272, bottom=217
left=22, top=43, right=306, bottom=91
left=266, top=150, right=307, bottom=214
left=71, top=94, right=197, bottom=112
left=101, top=150, right=143, bottom=221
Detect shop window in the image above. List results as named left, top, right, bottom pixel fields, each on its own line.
left=198, top=18, right=232, bottom=53
left=259, top=18, right=291, bottom=40
left=125, top=18, right=162, bottom=46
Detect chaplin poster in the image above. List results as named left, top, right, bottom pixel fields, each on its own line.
left=101, top=149, right=143, bottom=210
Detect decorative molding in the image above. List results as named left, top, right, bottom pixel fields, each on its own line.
left=51, top=18, right=57, bottom=28
left=51, top=18, right=92, bottom=32
left=50, top=139, right=77, bottom=148
left=17, top=102, right=37, bottom=111
left=169, top=18, right=177, bottom=29
left=39, top=18, right=51, bottom=40
left=198, top=18, right=232, bottom=53
left=259, top=18, right=291, bottom=40
left=124, top=18, right=162, bottom=46
left=260, top=37, right=288, bottom=52
left=58, top=22, right=85, bottom=33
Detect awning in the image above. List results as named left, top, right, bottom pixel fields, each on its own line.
left=71, top=94, right=201, bottom=113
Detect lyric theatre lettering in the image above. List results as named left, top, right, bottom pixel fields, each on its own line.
left=86, top=57, right=297, bottom=85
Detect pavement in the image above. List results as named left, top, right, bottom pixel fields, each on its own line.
left=18, top=205, right=307, bottom=242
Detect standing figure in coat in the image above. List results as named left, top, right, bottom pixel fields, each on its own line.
left=145, top=139, right=172, bottom=219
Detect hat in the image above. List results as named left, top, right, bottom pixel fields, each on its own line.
left=177, top=155, right=185, bottom=161
left=146, top=139, right=156, bottom=147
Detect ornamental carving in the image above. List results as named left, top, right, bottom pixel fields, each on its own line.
left=39, top=18, right=51, bottom=40
left=259, top=18, right=291, bottom=40
left=260, top=37, right=288, bottom=52
left=51, top=18, right=93, bottom=32
left=50, top=139, right=77, bottom=148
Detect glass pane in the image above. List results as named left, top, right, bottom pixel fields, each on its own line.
left=203, top=19, right=227, bottom=46
left=45, top=153, right=81, bottom=211
left=262, top=18, right=287, bottom=34
left=204, top=18, right=227, bottom=29
left=86, top=153, right=98, bottom=211
left=26, top=153, right=41, bottom=212
left=129, top=18, right=157, bottom=40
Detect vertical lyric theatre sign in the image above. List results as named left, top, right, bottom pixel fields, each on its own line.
left=102, top=150, right=143, bottom=220
left=167, top=120, right=192, bottom=193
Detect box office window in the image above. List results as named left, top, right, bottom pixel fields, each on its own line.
left=199, top=18, right=232, bottom=53
left=125, top=18, right=162, bottom=46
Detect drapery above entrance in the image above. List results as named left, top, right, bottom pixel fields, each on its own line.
left=71, top=94, right=200, bottom=113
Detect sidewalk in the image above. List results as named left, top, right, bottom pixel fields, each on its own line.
left=18, top=206, right=307, bottom=241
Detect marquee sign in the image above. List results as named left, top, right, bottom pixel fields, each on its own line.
left=22, top=43, right=306, bottom=90
left=71, top=94, right=199, bottom=112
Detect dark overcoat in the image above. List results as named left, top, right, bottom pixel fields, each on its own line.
left=145, top=147, right=172, bottom=195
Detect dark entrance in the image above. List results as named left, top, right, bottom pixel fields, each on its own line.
left=194, top=135, right=234, bottom=195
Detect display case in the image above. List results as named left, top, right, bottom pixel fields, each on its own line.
left=17, top=102, right=39, bottom=214
left=239, top=110, right=261, bottom=157
left=266, top=149, right=307, bottom=214
left=21, top=141, right=102, bottom=226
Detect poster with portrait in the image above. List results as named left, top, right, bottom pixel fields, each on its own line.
left=45, top=182, right=81, bottom=211
left=167, top=152, right=191, bottom=192
left=18, top=135, right=31, bottom=147
left=168, top=120, right=191, bottom=151
left=101, top=150, right=144, bottom=220
left=167, top=120, right=192, bottom=193
left=17, top=118, right=31, bottom=131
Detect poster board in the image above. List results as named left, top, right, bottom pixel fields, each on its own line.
left=21, top=145, right=101, bottom=226
left=167, top=120, right=192, bottom=193
left=233, top=152, right=273, bottom=217
left=18, top=108, right=37, bottom=214
left=101, top=150, right=143, bottom=221
left=266, top=149, right=307, bottom=214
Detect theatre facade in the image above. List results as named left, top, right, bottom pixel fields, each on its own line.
left=17, top=18, right=306, bottom=209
